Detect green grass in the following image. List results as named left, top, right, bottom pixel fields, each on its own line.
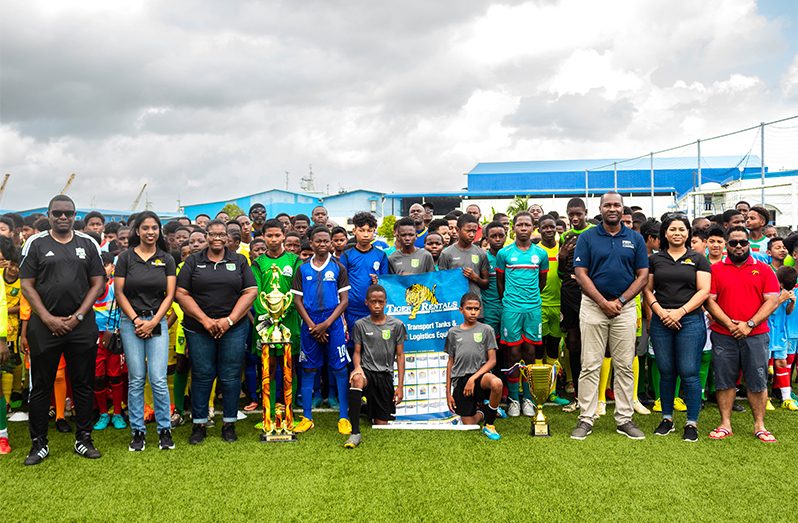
left=2, top=405, right=798, bottom=522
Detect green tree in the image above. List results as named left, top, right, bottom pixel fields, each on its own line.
left=219, top=203, right=245, bottom=219
left=506, top=196, right=530, bottom=219
left=377, top=215, right=397, bottom=243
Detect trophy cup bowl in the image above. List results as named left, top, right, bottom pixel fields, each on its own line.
left=521, top=363, right=557, bottom=437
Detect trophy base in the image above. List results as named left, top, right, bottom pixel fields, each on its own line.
left=260, top=431, right=298, bottom=443
left=530, top=421, right=551, bottom=437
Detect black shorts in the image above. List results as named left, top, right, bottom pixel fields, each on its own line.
left=452, top=373, right=487, bottom=417
left=363, top=369, right=395, bottom=422
left=560, top=287, right=582, bottom=330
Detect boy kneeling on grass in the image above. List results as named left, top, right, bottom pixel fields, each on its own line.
left=345, top=284, right=406, bottom=449
left=445, top=292, right=503, bottom=441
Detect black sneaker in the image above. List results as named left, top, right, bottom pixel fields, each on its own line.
left=129, top=430, right=146, bottom=452
left=159, top=429, right=175, bottom=450
left=55, top=418, right=72, bottom=433
left=221, top=422, right=237, bottom=443
left=189, top=424, right=206, bottom=445
left=683, top=424, right=699, bottom=442
left=654, top=418, right=675, bottom=436
left=74, top=434, right=101, bottom=459
left=24, top=438, right=49, bottom=466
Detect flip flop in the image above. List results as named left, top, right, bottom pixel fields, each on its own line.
left=754, top=430, right=777, bottom=443
left=709, top=426, right=733, bottom=440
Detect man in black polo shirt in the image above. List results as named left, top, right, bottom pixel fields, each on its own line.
left=570, top=192, right=649, bottom=441
left=20, top=195, right=106, bottom=465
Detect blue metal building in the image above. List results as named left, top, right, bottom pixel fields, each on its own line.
left=182, top=189, right=321, bottom=220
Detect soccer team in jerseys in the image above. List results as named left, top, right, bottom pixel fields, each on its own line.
left=0, top=195, right=796, bottom=461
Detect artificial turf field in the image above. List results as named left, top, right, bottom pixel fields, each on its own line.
left=2, top=404, right=798, bottom=522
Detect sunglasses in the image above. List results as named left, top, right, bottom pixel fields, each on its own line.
left=51, top=210, right=75, bottom=218
left=727, top=239, right=749, bottom=247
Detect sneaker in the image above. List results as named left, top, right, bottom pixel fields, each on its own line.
left=766, top=400, right=775, bottom=411
left=24, top=438, right=49, bottom=466
left=312, top=396, right=323, bottom=409
left=654, top=418, right=675, bottom=436
left=521, top=398, right=536, bottom=417
left=9, top=411, right=29, bottom=422
left=112, top=414, right=127, bottom=430
left=236, top=410, right=247, bottom=421
left=482, top=424, right=501, bottom=441
left=170, top=412, right=184, bottom=428
left=337, top=418, right=352, bottom=435
left=74, top=434, right=101, bottom=459
left=562, top=400, right=580, bottom=413
left=328, top=396, right=340, bottom=410
left=55, top=418, right=72, bottom=433
left=221, top=423, right=237, bottom=443
left=616, top=421, right=645, bottom=440
left=93, top=413, right=111, bottom=431
left=548, top=393, right=570, bottom=406
left=189, top=424, right=207, bottom=445
left=159, top=429, right=175, bottom=450
left=129, top=430, right=146, bottom=452
left=506, top=399, right=521, bottom=417
left=483, top=400, right=507, bottom=419
left=293, top=417, right=315, bottom=433
left=683, top=424, right=699, bottom=442
left=781, top=399, right=798, bottom=411
left=570, top=421, right=593, bottom=440
left=674, top=397, right=687, bottom=412
left=732, top=402, right=746, bottom=412
left=633, top=400, right=651, bottom=415
left=344, top=433, right=362, bottom=449
left=791, top=391, right=798, bottom=402
left=595, top=401, right=606, bottom=417
left=0, top=436, right=10, bottom=454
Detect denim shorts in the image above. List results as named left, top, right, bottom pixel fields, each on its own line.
left=710, top=331, right=770, bottom=393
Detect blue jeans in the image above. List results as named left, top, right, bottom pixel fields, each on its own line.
left=649, top=312, right=706, bottom=422
left=186, top=321, right=248, bottom=423
left=121, top=315, right=171, bottom=432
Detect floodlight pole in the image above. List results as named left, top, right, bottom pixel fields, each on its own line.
left=613, top=162, right=617, bottom=191
left=696, top=139, right=702, bottom=219
left=584, top=169, right=588, bottom=200
left=760, top=122, right=765, bottom=204
left=650, top=153, right=654, bottom=217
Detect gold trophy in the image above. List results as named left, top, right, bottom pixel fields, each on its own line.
left=256, top=266, right=297, bottom=443
left=519, top=361, right=558, bottom=437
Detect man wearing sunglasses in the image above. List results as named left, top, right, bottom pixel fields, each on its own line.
left=704, top=225, right=780, bottom=443
left=19, top=195, right=106, bottom=465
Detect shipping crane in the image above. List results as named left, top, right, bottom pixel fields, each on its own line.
left=0, top=174, right=11, bottom=203
left=130, top=183, right=147, bottom=211
left=60, top=173, right=76, bottom=195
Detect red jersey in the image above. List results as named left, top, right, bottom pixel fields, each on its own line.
left=709, top=255, right=779, bottom=336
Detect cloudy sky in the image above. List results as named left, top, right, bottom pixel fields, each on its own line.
left=1, top=0, right=797, bottom=212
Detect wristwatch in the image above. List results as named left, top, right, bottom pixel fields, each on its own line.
left=226, top=317, right=234, bottom=327
left=618, top=296, right=628, bottom=305
left=746, top=320, right=756, bottom=329
left=75, top=313, right=85, bottom=322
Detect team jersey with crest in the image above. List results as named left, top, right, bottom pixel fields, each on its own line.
left=2, top=270, right=29, bottom=341
left=352, top=315, right=407, bottom=373
left=291, top=255, right=350, bottom=315
left=444, top=322, right=497, bottom=378
left=252, top=250, right=302, bottom=336
left=482, top=250, right=501, bottom=314
left=539, top=242, right=561, bottom=307
left=495, top=243, right=549, bottom=312
left=339, top=245, right=390, bottom=320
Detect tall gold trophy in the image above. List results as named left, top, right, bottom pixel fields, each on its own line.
left=256, top=266, right=297, bottom=443
left=519, top=361, right=558, bottom=437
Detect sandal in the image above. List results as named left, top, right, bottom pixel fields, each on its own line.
left=709, top=426, right=733, bottom=440
left=243, top=402, right=259, bottom=412
left=754, top=430, right=777, bottom=443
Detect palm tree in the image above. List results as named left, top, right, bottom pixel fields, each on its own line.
left=505, top=195, right=530, bottom=219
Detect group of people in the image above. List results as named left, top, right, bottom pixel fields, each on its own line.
left=0, top=193, right=794, bottom=465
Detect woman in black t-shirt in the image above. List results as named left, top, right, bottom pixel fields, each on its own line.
left=115, top=211, right=177, bottom=451
left=175, top=220, right=257, bottom=445
left=643, top=214, right=711, bottom=441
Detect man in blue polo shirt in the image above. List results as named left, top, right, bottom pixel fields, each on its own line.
left=570, top=192, right=649, bottom=441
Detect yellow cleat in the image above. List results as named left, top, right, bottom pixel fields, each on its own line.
left=673, top=398, right=687, bottom=412
left=338, top=418, right=352, bottom=435
left=652, top=399, right=662, bottom=413
left=779, top=399, right=797, bottom=411
left=293, top=417, right=315, bottom=433
left=766, top=400, right=775, bottom=411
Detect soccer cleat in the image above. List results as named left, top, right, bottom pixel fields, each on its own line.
left=595, top=401, right=606, bottom=417
left=312, top=396, right=324, bottom=409
left=482, top=424, right=501, bottom=441
left=0, top=437, right=10, bottom=454
left=766, top=400, right=775, bottom=411
left=781, top=399, right=798, bottom=411
left=74, top=434, right=101, bottom=459
left=129, top=430, right=146, bottom=452
left=506, top=399, right=521, bottom=417
left=159, top=429, right=175, bottom=450
left=328, top=396, right=340, bottom=410
left=221, top=423, right=237, bottom=443
left=673, top=398, right=687, bottom=412
left=570, top=421, right=593, bottom=440
left=654, top=418, right=675, bottom=436
left=522, top=398, right=536, bottom=417
left=189, top=424, right=207, bottom=445
left=338, top=418, right=352, bottom=435
left=652, top=399, right=662, bottom=412
left=112, top=414, right=127, bottom=430
left=548, top=393, right=570, bottom=406
left=344, top=433, right=362, bottom=449
left=55, top=418, right=72, bottom=433
left=633, top=400, right=651, bottom=415
left=24, top=438, right=49, bottom=466
left=562, top=400, right=580, bottom=413
left=93, top=413, right=110, bottom=431
left=483, top=400, right=507, bottom=418
left=293, top=417, right=315, bottom=433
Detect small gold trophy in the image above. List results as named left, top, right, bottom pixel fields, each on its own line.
left=257, top=266, right=297, bottom=443
left=519, top=361, right=558, bottom=437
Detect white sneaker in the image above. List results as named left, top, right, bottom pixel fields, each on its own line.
left=506, top=399, right=521, bottom=417
left=522, top=398, right=536, bottom=417
left=562, top=400, right=580, bottom=413
left=633, top=399, right=651, bottom=415
left=596, top=401, right=606, bottom=417
left=237, top=410, right=247, bottom=420
left=9, top=411, right=29, bottom=422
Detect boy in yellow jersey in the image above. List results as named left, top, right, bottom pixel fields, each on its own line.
left=0, top=246, right=16, bottom=453
left=2, top=249, right=29, bottom=417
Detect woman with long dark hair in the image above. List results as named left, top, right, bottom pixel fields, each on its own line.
left=114, top=211, right=177, bottom=451
left=643, top=213, right=711, bottom=442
